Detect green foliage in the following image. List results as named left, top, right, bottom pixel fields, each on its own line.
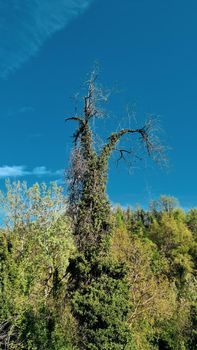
left=188, top=303, right=197, bottom=349
left=111, top=201, right=197, bottom=350
left=66, top=77, right=135, bottom=349
left=0, top=181, right=76, bottom=350
left=70, top=256, right=133, bottom=350
left=147, top=210, right=194, bottom=283
left=150, top=195, right=179, bottom=214
left=0, top=180, right=196, bottom=350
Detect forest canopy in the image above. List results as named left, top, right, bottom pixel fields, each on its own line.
left=0, top=181, right=196, bottom=350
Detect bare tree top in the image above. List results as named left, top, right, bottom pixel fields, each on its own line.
left=65, top=68, right=167, bottom=168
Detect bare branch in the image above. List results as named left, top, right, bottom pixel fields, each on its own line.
left=64, top=116, right=84, bottom=123
left=83, top=65, right=111, bottom=122
left=65, top=117, right=87, bottom=144
left=99, top=116, right=167, bottom=167
left=113, top=148, right=132, bottom=164
left=99, top=127, right=144, bottom=162
left=141, top=116, right=168, bottom=166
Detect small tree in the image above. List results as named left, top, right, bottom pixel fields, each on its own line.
left=65, top=69, right=165, bottom=349
left=0, top=181, right=76, bottom=350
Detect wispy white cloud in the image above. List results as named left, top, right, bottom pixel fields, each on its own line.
left=32, top=166, right=64, bottom=177
left=0, top=166, right=28, bottom=178
left=0, top=165, right=64, bottom=178
left=0, top=0, right=94, bottom=78
left=32, top=166, right=51, bottom=176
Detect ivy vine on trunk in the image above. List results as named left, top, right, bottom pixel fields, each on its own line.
left=65, top=68, right=165, bottom=350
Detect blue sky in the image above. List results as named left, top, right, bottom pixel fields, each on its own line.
left=0, top=0, right=197, bottom=209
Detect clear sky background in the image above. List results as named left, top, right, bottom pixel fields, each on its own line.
left=0, top=0, right=197, bottom=209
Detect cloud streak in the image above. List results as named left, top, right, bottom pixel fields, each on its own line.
left=0, top=165, right=64, bottom=178
left=0, top=0, right=94, bottom=78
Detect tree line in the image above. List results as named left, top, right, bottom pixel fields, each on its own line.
left=0, top=183, right=196, bottom=349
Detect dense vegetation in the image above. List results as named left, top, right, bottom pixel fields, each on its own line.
left=0, top=182, right=196, bottom=350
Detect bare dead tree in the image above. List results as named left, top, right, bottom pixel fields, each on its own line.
left=64, top=69, right=167, bottom=350
left=65, top=69, right=166, bottom=253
